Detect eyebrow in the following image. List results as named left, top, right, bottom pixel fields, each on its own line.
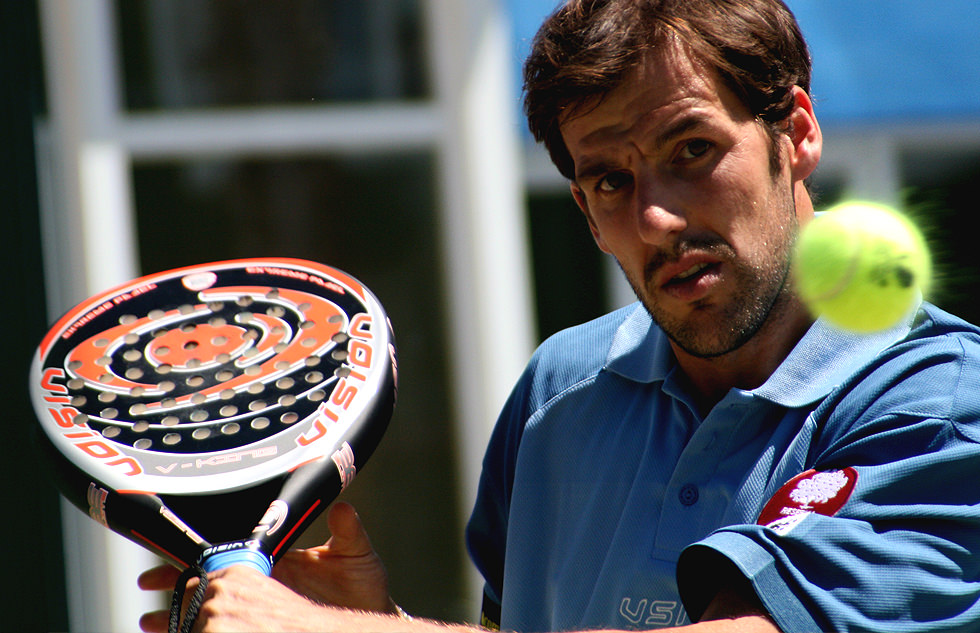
left=572, top=112, right=713, bottom=183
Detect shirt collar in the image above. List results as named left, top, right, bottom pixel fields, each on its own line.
left=604, top=302, right=915, bottom=407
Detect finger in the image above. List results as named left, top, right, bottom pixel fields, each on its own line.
left=138, top=563, right=181, bottom=591
left=324, top=502, right=374, bottom=557
left=138, top=609, right=170, bottom=633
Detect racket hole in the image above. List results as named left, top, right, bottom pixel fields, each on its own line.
left=249, top=400, right=267, bottom=411
left=281, top=412, right=299, bottom=424
left=298, top=302, right=311, bottom=312
left=252, top=417, right=270, bottom=430
left=119, top=314, right=138, bottom=325
left=335, top=366, right=351, bottom=378
left=331, top=350, right=348, bottom=362
left=183, top=340, right=199, bottom=350
left=130, top=386, right=146, bottom=397
left=328, top=315, right=343, bottom=324
left=161, top=416, right=180, bottom=427
left=221, top=422, right=240, bottom=435
left=125, top=368, right=144, bottom=380
left=150, top=346, right=170, bottom=358
left=276, top=377, right=295, bottom=390
left=67, top=378, right=85, bottom=390
left=189, top=410, right=208, bottom=422
left=124, top=333, right=140, bottom=345
left=134, top=438, right=153, bottom=449
left=68, top=360, right=83, bottom=371
left=242, top=348, right=259, bottom=359
left=247, top=383, right=265, bottom=395
left=148, top=309, right=165, bottom=320
left=305, top=371, right=324, bottom=383
left=73, top=413, right=90, bottom=425
left=216, top=353, right=232, bottom=364
left=266, top=306, right=285, bottom=318
left=300, top=320, right=315, bottom=330
left=160, top=397, right=176, bottom=408
left=331, top=333, right=349, bottom=344
left=219, top=389, right=235, bottom=400
left=192, top=428, right=211, bottom=440
left=209, top=316, right=227, bottom=327
left=186, top=358, right=202, bottom=369
left=301, top=337, right=317, bottom=348
left=265, top=289, right=280, bottom=300
left=98, top=373, right=113, bottom=384
left=96, top=356, right=111, bottom=367
left=191, top=394, right=206, bottom=405
left=239, top=312, right=254, bottom=324
left=130, top=404, right=148, bottom=416
left=162, top=434, right=181, bottom=446
left=94, top=338, right=110, bottom=348
left=123, top=349, right=142, bottom=362
left=271, top=325, right=286, bottom=335
left=219, top=405, right=238, bottom=417
left=157, top=364, right=173, bottom=375
left=98, top=392, right=117, bottom=403
left=102, top=426, right=121, bottom=438
left=244, top=330, right=259, bottom=341
left=133, top=421, right=150, bottom=433
left=236, top=296, right=254, bottom=308
left=206, top=301, right=225, bottom=311
left=178, top=305, right=195, bottom=316
left=308, top=389, right=326, bottom=402
left=304, top=356, right=321, bottom=368
left=216, top=370, right=234, bottom=382
left=274, top=343, right=288, bottom=353
left=212, top=335, right=228, bottom=346
left=279, top=395, right=297, bottom=407
left=186, top=375, right=205, bottom=388
left=158, top=380, right=176, bottom=392
left=274, top=360, right=290, bottom=371
left=71, top=395, right=87, bottom=407
left=101, top=408, right=118, bottom=419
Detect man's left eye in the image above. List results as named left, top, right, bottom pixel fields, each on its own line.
left=678, top=139, right=712, bottom=161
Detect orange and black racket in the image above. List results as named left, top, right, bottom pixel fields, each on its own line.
left=29, top=258, right=397, bottom=631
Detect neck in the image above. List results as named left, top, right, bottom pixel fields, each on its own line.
left=672, top=293, right=813, bottom=417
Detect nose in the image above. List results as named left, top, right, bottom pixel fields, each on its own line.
left=635, top=178, right=687, bottom=246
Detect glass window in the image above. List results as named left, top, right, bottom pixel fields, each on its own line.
left=117, top=0, right=429, bottom=110
left=901, top=148, right=980, bottom=325
left=131, top=152, right=467, bottom=619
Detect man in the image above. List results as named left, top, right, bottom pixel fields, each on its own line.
left=140, top=1, right=980, bottom=631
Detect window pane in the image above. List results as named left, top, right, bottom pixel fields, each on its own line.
left=117, top=0, right=429, bottom=110
left=901, top=149, right=980, bottom=325
left=132, top=153, right=467, bottom=620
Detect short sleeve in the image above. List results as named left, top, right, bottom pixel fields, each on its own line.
left=679, top=326, right=980, bottom=632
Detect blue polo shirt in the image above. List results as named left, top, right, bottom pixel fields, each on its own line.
left=466, top=301, right=980, bottom=632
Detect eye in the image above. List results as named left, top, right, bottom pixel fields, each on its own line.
left=677, top=139, right=712, bottom=162
left=597, top=171, right=633, bottom=193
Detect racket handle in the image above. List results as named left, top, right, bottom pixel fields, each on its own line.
left=201, top=548, right=273, bottom=575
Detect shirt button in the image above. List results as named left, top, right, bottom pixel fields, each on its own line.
left=679, top=484, right=699, bottom=506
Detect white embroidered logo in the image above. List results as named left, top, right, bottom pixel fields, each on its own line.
left=789, top=470, right=850, bottom=509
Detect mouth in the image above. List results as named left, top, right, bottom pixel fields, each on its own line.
left=658, top=258, right=724, bottom=301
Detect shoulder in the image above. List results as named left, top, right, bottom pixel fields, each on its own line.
left=521, top=303, right=641, bottom=404
left=822, top=303, right=980, bottom=445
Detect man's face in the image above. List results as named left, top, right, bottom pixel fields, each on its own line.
left=562, top=44, right=806, bottom=359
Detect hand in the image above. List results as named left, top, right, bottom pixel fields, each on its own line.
left=137, top=502, right=394, bottom=632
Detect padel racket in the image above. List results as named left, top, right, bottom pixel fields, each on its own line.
left=29, top=258, right=397, bottom=603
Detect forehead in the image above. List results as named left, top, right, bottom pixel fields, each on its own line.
left=558, top=43, right=748, bottom=167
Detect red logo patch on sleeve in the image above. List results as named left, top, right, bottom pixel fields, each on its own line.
left=757, top=468, right=858, bottom=535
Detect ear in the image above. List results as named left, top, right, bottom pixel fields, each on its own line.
left=786, top=86, right=822, bottom=182
left=570, top=182, right=612, bottom=254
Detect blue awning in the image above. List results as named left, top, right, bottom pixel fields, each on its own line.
left=508, top=0, right=980, bottom=129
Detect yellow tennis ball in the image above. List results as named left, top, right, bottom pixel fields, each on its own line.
left=793, top=201, right=931, bottom=332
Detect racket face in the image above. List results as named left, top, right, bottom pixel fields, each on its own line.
left=30, top=258, right=396, bottom=497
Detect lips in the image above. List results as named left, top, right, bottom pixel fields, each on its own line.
left=657, top=256, right=724, bottom=301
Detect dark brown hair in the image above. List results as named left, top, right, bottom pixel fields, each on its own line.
left=523, top=0, right=812, bottom=180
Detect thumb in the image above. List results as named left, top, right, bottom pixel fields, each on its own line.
left=324, top=501, right=374, bottom=557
